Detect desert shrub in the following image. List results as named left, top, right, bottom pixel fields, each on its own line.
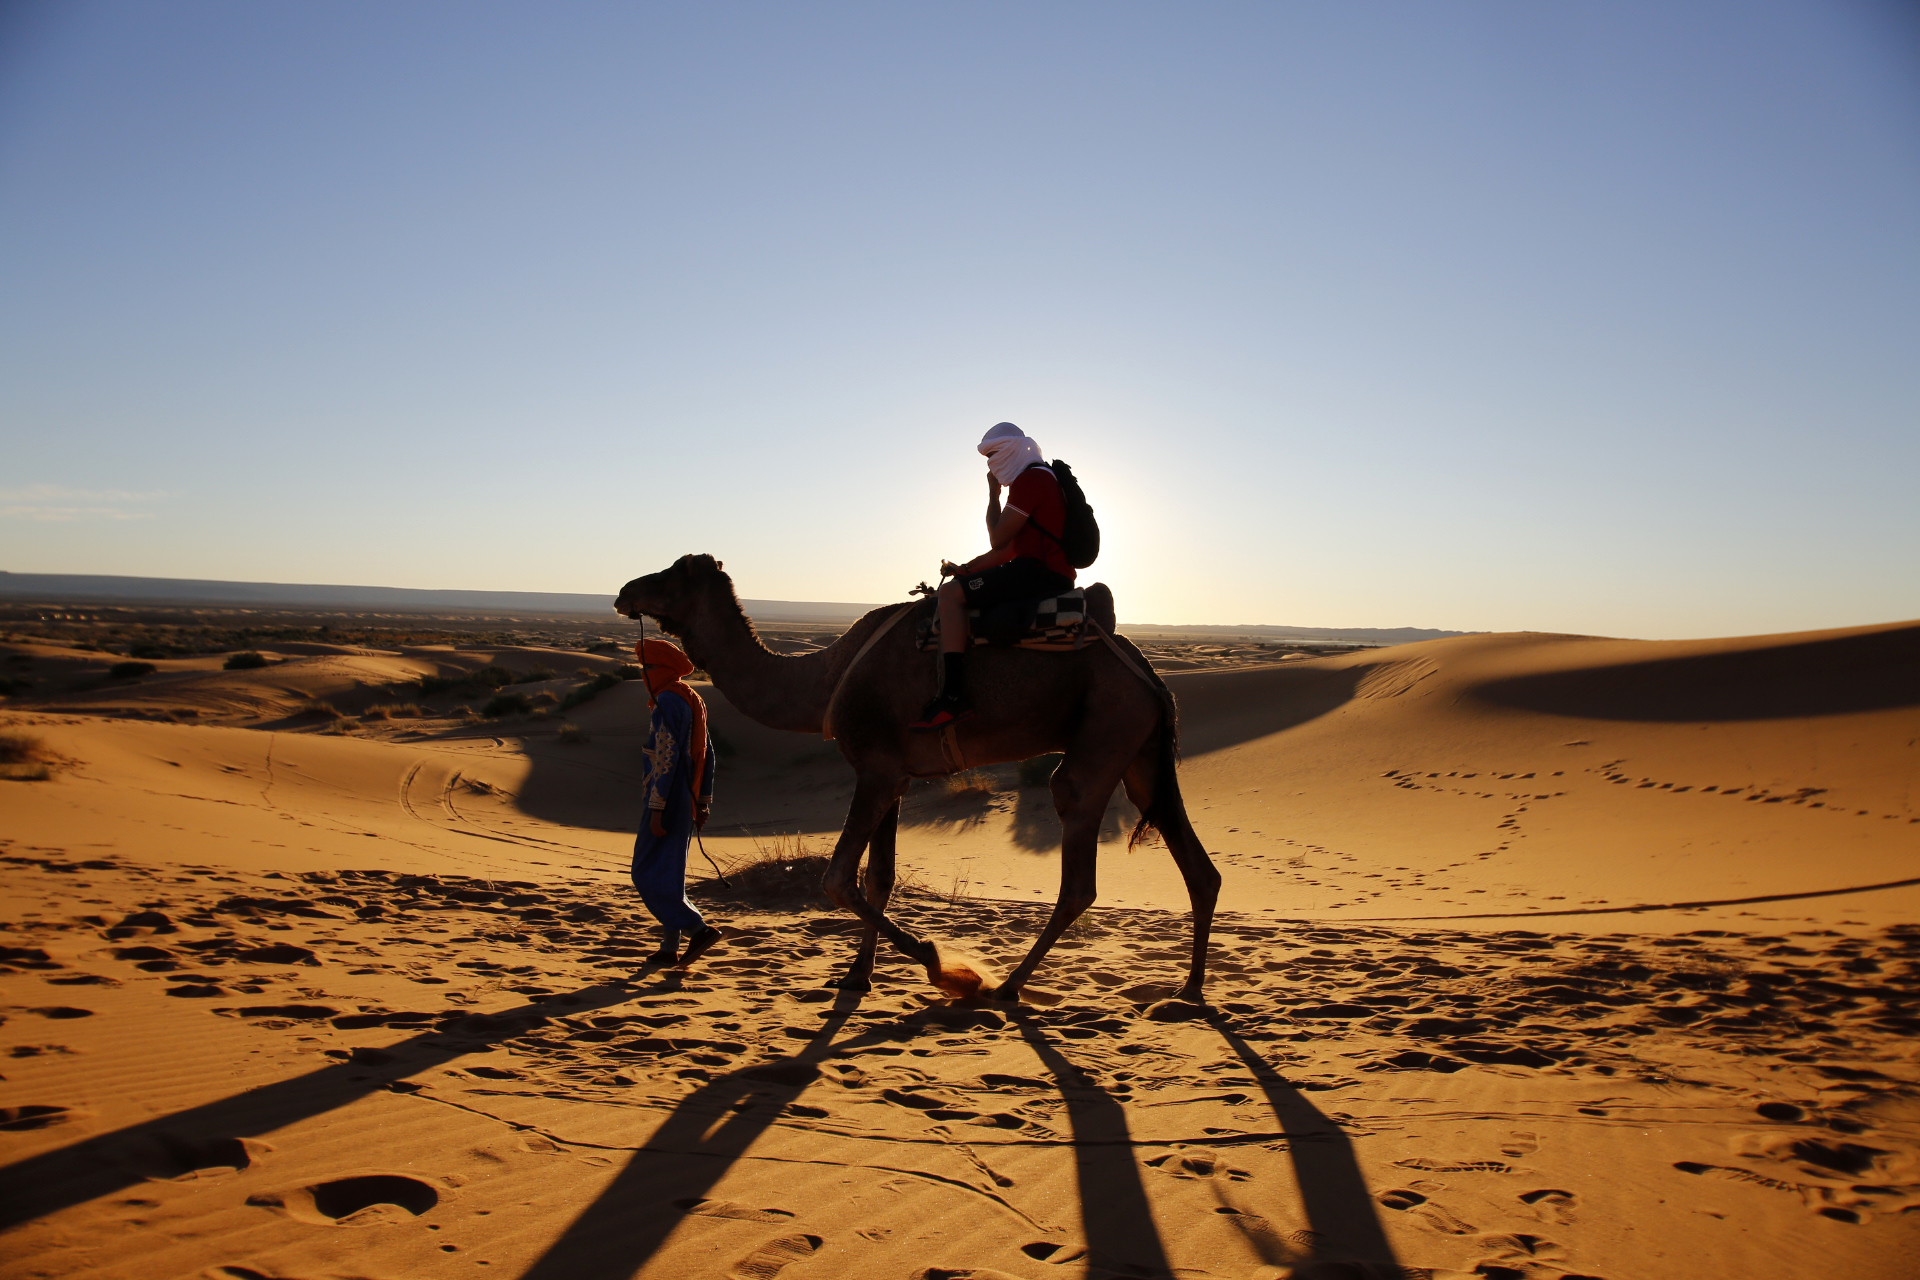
left=530, top=690, right=558, bottom=706
left=482, top=691, right=532, bottom=718
left=295, top=698, right=343, bottom=720
left=474, top=665, right=515, bottom=687
left=512, top=666, right=557, bottom=685
left=690, top=835, right=835, bottom=909
left=108, top=661, right=156, bottom=680
left=362, top=702, right=424, bottom=720
left=557, top=722, right=589, bottom=744
left=315, top=719, right=358, bottom=736
left=127, top=642, right=173, bottom=659
left=224, top=651, right=269, bottom=670
left=1017, top=753, right=1063, bottom=787
left=557, top=672, right=621, bottom=712
left=614, top=663, right=642, bottom=681
left=587, top=641, right=625, bottom=655
left=0, top=731, right=59, bottom=781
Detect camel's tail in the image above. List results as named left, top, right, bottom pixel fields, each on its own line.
left=1119, top=635, right=1183, bottom=852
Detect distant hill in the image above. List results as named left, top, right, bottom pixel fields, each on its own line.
left=0, top=571, right=874, bottom=623
left=1123, top=621, right=1472, bottom=645
left=0, top=571, right=1471, bottom=641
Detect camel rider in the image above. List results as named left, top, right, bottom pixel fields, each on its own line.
left=632, top=638, right=722, bottom=966
left=911, top=421, right=1076, bottom=731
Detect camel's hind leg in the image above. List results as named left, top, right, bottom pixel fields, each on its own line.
left=1124, top=734, right=1220, bottom=1004
left=822, top=776, right=933, bottom=964
left=992, top=749, right=1128, bottom=1003
left=834, top=801, right=900, bottom=992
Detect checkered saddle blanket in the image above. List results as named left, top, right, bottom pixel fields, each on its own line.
left=916, top=590, right=1090, bottom=652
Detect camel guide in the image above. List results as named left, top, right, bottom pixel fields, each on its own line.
left=632, top=637, right=723, bottom=965
left=910, top=421, right=1078, bottom=731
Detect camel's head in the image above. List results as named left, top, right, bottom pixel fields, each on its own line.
left=615, top=554, right=729, bottom=637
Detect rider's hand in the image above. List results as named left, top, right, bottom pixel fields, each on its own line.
left=987, top=472, right=1001, bottom=494
left=649, top=809, right=668, bottom=838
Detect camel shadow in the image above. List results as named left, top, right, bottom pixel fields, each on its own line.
left=0, top=982, right=648, bottom=1232
left=1010, top=1014, right=1173, bottom=1277
left=514, top=994, right=868, bottom=1280
left=1206, top=1014, right=1400, bottom=1271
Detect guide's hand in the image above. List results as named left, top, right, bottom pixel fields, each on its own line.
left=695, top=802, right=710, bottom=830
left=649, top=810, right=668, bottom=838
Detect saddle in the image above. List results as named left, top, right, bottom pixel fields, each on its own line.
left=915, top=584, right=1115, bottom=652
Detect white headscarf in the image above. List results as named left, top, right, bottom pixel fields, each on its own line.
left=979, top=421, right=1045, bottom=487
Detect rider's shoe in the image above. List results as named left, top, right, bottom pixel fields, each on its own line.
left=908, top=692, right=973, bottom=732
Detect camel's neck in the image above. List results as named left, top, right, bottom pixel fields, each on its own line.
left=675, top=589, right=837, bottom=734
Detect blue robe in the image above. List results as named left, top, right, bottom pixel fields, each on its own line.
left=631, top=688, right=716, bottom=933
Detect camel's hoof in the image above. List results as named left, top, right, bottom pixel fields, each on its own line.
left=831, top=973, right=873, bottom=993
left=989, top=987, right=1023, bottom=1006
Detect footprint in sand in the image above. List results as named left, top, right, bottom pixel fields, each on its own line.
left=1019, top=1242, right=1089, bottom=1265
left=133, top=1133, right=271, bottom=1180
left=1519, top=1188, right=1578, bottom=1225
left=676, top=1198, right=797, bottom=1223
left=27, top=1005, right=94, bottom=1019
left=1498, top=1131, right=1540, bottom=1158
left=247, top=1174, right=439, bottom=1226
left=1376, top=1188, right=1476, bottom=1234
left=0, top=1105, right=73, bottom=1131
left=727, top=1233, right=823, bottom=1280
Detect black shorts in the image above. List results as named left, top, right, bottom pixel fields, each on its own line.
left=959, top=557, right=1073, bottom=608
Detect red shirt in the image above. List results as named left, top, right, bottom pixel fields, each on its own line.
left=1006, top=465, right=1075, bottom=582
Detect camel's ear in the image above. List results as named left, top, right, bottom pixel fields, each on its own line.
left=714, top=559, right=724, bottom=572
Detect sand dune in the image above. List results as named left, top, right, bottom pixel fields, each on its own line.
left=2, top=616, right=1916, bottom=1278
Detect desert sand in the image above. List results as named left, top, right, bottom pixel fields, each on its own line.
left=2, top=610, right=1917, bottom=1280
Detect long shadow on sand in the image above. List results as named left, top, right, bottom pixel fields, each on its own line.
left=514, top=994, right=869, bottom=1280
left=0, top=983, right=645, bottom=1232
left=1207, top=1014, right=1400, bottom=1271
left=1010, top=1014, right=1173, bottom=1276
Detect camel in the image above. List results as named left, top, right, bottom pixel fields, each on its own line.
left=614, top=554, right=1220, bottom=1005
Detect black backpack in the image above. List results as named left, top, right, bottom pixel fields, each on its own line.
left=1028, top=459, right=1100, bottom=569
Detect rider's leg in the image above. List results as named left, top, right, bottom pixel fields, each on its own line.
left=912, top=580, right=973, bottom=731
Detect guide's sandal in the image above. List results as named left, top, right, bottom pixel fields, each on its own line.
left=674, top=925, right=723, bottom=968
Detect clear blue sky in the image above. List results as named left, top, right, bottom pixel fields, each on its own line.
left=3, top=1, right=1916, bottom=638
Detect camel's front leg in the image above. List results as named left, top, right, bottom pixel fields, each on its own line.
left=992, top=770, right=1108, bottom=1002
left=822, top=778, right=933, bottom=965
left=834, top=801, right=899, bottom=991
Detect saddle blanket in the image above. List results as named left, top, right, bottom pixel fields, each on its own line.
left=916, top=590, right=1090, bottom=652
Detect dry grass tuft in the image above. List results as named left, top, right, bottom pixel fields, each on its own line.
left=690, top=834, right=837, bottom=910
left=295, top=698, right=343, bottom=720
left=224, top=651, right=270, bottom=670
left=556, top=722, right=589, bottom=744
left=361, top=702, right=424, bottom=721
left=0, top=730, right=60, bottom=781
